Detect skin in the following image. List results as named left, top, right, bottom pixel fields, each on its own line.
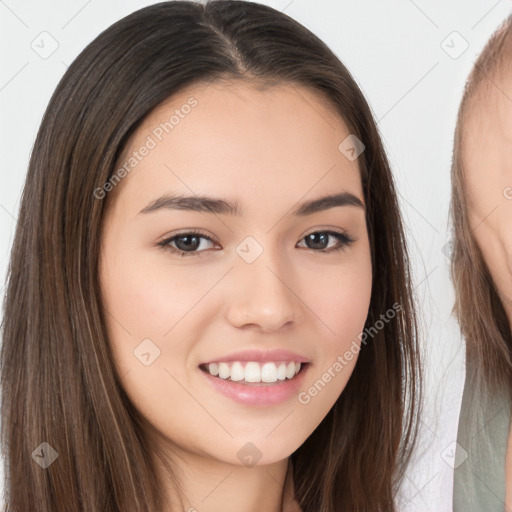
left=99, top=80, right=372, bottom=512
left=462, top=73, right=512, bottom=511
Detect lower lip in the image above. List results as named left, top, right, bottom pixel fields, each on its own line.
left=199, top=364, right=310, bottom=407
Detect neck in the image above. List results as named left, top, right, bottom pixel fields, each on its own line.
left=155, top=446, right=298, bottom=512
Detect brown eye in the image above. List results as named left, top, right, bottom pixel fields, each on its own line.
left=298, top=230, right=354, bottom=252
left=157, top=231, right=218, bottom=257
left=157, top=229, right=355, bottom=258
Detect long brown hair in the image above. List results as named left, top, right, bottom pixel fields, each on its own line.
left=0, top=1, right=421, bottom=510
left=450, top=14, right=512, bottom=396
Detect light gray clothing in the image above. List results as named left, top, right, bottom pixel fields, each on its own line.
left=453, top=362, right=511, bottom=511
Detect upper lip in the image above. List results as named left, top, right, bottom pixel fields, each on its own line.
left=199, top=349, right=310, bottom=366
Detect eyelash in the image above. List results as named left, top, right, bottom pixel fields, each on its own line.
left=156, top=229, right=355, bottom=258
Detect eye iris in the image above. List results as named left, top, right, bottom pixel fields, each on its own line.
left=307, top=232, right=329, bottom=250
left=176, top=234, right=200, bottom=252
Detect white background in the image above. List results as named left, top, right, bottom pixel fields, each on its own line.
left=1, top=1, right=511, bottom=510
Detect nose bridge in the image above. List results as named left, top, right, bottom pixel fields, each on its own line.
left=227, top=235, right=297, bottom=330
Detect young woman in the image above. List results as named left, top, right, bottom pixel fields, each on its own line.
left=0, top=1, right=421, bottom=510
left=450, top=13, right=512, bottom=512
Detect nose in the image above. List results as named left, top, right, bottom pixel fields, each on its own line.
left=225, top=248, right=299, bottom=332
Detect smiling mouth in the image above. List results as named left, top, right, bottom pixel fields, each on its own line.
left=199, top=361, right=310, bottom=385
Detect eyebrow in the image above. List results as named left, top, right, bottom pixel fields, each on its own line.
left=138, top=191, right=365, bottom=217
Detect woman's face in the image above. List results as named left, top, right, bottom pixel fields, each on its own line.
left=99, top=80, right=372, bottom=467
left=463, top=80, right=512, bottom=326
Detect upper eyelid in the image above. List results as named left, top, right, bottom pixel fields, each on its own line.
left=157, top=229, right=217, bottom=245
left=160, top=224, right=353, bottom=239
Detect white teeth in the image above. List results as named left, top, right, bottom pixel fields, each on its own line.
left=206, top=361, right=303, bottom=383
left=286, top=362, right=296, bottom=379
left=230, top=362, right=244, bottom=381
left=276, top=363, right=287, bottom=381
left=244, top=362, right=261, bottom=382
left=218, top=362, right=230, bottom=379
left=261, top=362, right=277, bottom=382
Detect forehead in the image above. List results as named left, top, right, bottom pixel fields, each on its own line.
left=461, top=74, right=512, bottom=214
left=464, top=64, right=512, bottom=140
left=141, top=78, right=347, bottom=129
left=133, top=79, right=351, bottom=154
left=108, top=80, right=364, bottom=215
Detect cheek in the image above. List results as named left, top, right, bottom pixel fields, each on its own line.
left=101, top=248, right=207, bottom=338
left=98, top=241, right=209, bottom=403
left=305, top=246, right=372, bottom=346
left=498, top=214, right=512, bottom=302
left=295, top=267, right=372, bottom=435
left=499, top=205, right=512, bottom=259
left=99, top=249, right=210, bottom=434
left=297, top=242, right=372, bottom=397
left=472, top=206, right=512, bottom=293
